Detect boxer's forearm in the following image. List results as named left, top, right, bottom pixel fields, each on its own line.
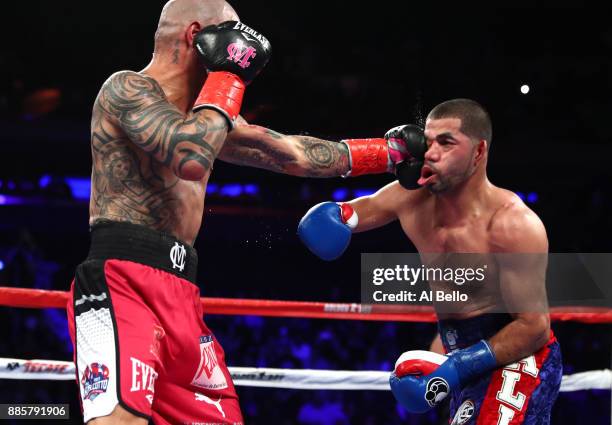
left=220, top=125, right=350, bottom=177
left=488, top=313, right=550, bottom=366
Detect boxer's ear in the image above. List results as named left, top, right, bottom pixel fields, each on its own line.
left=186, top=22, right=202, bottom=46
left=473, top=139, right=487, bottom=166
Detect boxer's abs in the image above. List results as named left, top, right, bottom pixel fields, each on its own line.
left=89, top=114, right=208, bottom=245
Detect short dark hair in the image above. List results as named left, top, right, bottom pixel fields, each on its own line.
left=427, top=98, right=492, bottom=145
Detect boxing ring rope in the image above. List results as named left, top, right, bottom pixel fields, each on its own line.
left=1, top=287, right=612, bottom=323
left=0, top=358, right=610, bottom=393
left=0, top=287, right=610, bottom=395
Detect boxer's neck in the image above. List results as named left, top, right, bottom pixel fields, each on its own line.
left=142, top=53, right=205, bottom=113
left=433, top=173, right=492, bottom=226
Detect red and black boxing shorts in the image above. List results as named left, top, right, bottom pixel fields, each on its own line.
left=66, top=221, right=243, bottom=424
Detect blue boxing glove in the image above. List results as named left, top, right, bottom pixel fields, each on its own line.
left=297, top=202, right=358, bottom=261
left=389, top=340, right=497, bottom=413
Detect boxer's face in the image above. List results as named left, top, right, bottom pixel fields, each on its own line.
left=422, top=117, right=478, bottom=193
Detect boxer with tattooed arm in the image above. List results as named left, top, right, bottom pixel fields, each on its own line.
left=67, top=0, right=420, bottom=423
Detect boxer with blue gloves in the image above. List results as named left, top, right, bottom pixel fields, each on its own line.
left=298, top=99, right=562, bottom=425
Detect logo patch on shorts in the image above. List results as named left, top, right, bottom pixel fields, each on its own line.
left=195, top=392, right=226, bottom=418
left=451, top=399, right=475, bottom=425
left=81, top=362, right=110, bottom=401
left=425, top=377, right=449, bottom=407
left=191, top=335, right=228, bottom=390
left=170, top=242, right=186, bottom=272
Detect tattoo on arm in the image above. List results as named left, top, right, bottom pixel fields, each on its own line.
left=299, top=137, right=349, bottom=173
left=97, top=71, right=227, bottom=179
left=221, top=135, right=295, bottom=173
left=221, top=126, right=350, bottom=177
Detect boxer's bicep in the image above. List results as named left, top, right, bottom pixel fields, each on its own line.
left=348, top=181, right=401, bottom=233
left=493, top=207, right=549, bottom=314
left=97, top=71, right=228, bottom=180
left=489, top=209, right=551, bottom=363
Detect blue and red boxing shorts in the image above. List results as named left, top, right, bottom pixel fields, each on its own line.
left=439, top=314, right=563, bottom=425
left=66, top=221, right=242, bottom=424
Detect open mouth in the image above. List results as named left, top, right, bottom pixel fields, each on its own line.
left=418, top=165, right=437, bottom=186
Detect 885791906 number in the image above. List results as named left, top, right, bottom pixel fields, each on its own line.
left=0, top=404, right=69, bottom=419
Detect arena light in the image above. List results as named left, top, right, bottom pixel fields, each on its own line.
left=64, top=178, right=91, bottom=201
left=520, top=84, right=530, bottom=94
left=0, top=195, right=26, bottom=205
left=39, top=174, right=52, bottom=189
left=353, top=188, right=376, bottom=198
left=527, top=192, right=539, bottom=203
left=332, top=188, right=349, bottom=201
left=243, top=184, right=259, bottom=195
left=220, top=183, right=243, bottom=197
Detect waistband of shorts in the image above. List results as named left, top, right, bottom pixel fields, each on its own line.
left=438, top=313, right=513, bottom=352
left=87, top=220, right=198, bottom=284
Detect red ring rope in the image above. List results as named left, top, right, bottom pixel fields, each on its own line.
left=0, top=287, right=610, bottom=324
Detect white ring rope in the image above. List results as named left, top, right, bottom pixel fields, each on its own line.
left=0, top=358, right=609, bottom=392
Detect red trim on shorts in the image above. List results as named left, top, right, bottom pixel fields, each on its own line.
left=476, top=331, right=556, bottom=425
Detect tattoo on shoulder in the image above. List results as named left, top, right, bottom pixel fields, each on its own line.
left=95, top=71, right=168, bottom=126
left=95, top=70, right=227, bottom=177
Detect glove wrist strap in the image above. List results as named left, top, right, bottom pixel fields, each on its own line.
left=193, top=71, right=245, bottom=130
left=341, top=138, right=390, bottom=177
left=454, top=340, right=497, bottom=385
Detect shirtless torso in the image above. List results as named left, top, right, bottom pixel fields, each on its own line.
left=89, top=71, right=350, bottom=245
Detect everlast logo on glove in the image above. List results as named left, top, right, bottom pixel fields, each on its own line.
left=232, top=22, right=270, bottom=49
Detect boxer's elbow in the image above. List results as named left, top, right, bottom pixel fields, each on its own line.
left=174, top=152, right=212, bottom=181
left=524, top=314, right=551, bottom=352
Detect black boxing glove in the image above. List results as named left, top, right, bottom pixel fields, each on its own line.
left=385, top=125, right=426, bottom=189
left=396, top=159, right=424, bottom=189
left=193, top=21, right=271, bottom=128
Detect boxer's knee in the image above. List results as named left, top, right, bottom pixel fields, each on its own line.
left=87, top=404, right=148, bottom=425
